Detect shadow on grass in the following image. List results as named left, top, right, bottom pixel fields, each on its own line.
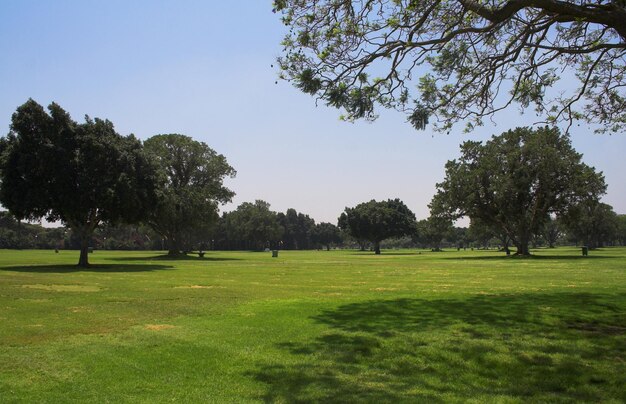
left=346, top=251, right=424, bottom=256
left=107, top=254, right=242, bottom=262
left=0, top=263, right=175, bottom=273
left=443, top=254, right=617, bottom=261
left=251, top=293, right=626, bottom=402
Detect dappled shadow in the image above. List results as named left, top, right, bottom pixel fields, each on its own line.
left=251, top=293, right=626, bottom=402
left=311, top=294, right=623, bottom=335
left=442, top=254, right=617, bottom=261
left=0, top=263, right=175, bottom=273
left=107, top=254, right=242, bottom=262
left=346, top=251, right=424, bottom=256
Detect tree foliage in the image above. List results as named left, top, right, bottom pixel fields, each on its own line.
left=415, top=216, right=454, bottom=250
left=339, top=198, right=416, bottom=254
left=0, top=100, right=156, bottom=266
left=223, top=200, right=284, bottom=250
left=431, top=126, right=605, bottom=255
left=561, top=200, right=619, bottom=248
left=277, top=208, right=316, bottom=249
left=274, top=0, right=626, bottom=133
left=311, top=222, right=342, bottom=250
left=618, top=214, right=626, bottom=246
left=144, top=134, right=235, bottom=255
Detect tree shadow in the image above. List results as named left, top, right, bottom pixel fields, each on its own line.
left=0, top=263, right=175, bottom=273
left=250, top=293, right=626, bottom=402
left=443, top=254, right=617, bottom=261
left=107, top=254, right=242, bottom=262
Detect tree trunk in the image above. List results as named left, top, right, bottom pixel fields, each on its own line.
left=326, top=245, right=330, bottom=251
left=515, top=238, right=531, bottom=255
left=167, top=236, right=182, bottom=256
left=374, top=241, right=381, bottom=255
left=77, top=231, right=90, bottom=267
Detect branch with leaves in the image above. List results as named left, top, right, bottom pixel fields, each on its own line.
left=274, top=0, right=626, bottom=133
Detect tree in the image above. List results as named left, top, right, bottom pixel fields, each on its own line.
left=223, top=200, right=284, bottom=250
left=543, top=217, right=563, bottom=248
left=415, top=216, right=454, bottom=251
left=144, top=134, right=235, bottom=255
left=468, top=217, right=513, bottom=252
left=0, top=100, right=156, bottom=266
left=339, top=199, right=416, bottom=254
left=467, top=219, right=497, bottom=249
left=311, top=222, right=342, bottom=250
left=274, top=1, right=626, bottom=134
left=431, top=126, right=605, bottom=255
left=561, top=201, right=619, bottom=248
left=277, top=208, right=316, bottom=249
left=618, top=214, right=626, bottom=246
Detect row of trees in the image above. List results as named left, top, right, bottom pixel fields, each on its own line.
left=4, top=205, right=625, bottom=252
left=213, top=201, right=342, bottom=251
left=1, top=102, right=622, bottom=262
left=0, top=100, right=236, bottom=266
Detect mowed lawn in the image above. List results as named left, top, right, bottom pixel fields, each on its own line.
left=0, top=248, right=625, bottom=403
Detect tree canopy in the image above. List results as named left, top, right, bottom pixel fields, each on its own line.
left=430, top=126, right=606, bottom=255
left=223, top=200, right=284, bottom=250
left=560, top=200, right=619, bottom=248
left=0, top=99, right=157, bottom=266
left=310, top=222, right=343, bottom=250
left=415, top=216, right=454, bottom=251
left=274, top=0, right=626, bottom=133
left=144, top=134, right=235, bottom=255
left=277, top=208, right=316, bottom=249
left=339, top=198, right=416, bottom=254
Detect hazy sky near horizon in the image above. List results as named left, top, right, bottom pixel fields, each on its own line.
left=1, top=1, right=625, bottom=225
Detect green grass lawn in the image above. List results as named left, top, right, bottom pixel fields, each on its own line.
left=1, top=247, right=625, bottom=403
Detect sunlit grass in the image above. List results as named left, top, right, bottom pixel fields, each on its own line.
left=1, top=247, right=625, bottom=402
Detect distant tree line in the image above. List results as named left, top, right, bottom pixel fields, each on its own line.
left=2, top=206, right=625, bottom=253
left=1, top=101, right=624, bottom=263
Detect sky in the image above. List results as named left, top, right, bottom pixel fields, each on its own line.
left=1, top=1, right=625, bottom=225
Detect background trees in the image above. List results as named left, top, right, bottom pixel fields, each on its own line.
left=431, top=126, right=606, bottom=255
left=339, top=199, right=416, bottom=254
left=222, top=200, right=284, bottom=251
left=310, top=222, right=342, bottom=251
left=277, top=208, right=316, bottom=250
left=415, top=216, right=454, bottom=251
left=274, top=0, right=626, bottom=133
left=0, top=100, right=156, bottom=266
left=561, top=201, right=619, bottom=248
left=144, top=134, right=235, bottom=255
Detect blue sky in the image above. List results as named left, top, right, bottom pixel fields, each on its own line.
left=1, top=1, right=625, bottom=224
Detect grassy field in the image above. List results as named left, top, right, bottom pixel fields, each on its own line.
left=0, top=247, right=625, bottom=403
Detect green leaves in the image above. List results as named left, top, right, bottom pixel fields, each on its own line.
left=340, top=199, right=416, bottom=252
left=274, top=0, right=626, bottom=133
left=143, top=134, right=236, bottom=253
left=432, top=126, right=606, bottom=255
left=0, top=100, right=158, bottom=265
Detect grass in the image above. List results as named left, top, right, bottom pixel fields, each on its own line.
left=0, top=247, right=625, bottom=402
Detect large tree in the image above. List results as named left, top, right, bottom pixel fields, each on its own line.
left=431, top=126, right=605, bottom=255
left=223, top=200, right=284, bottom=250
left=274, top=0, right=626, bottom=133
left=339, top=198, right=416, bottom=254
left=144, top=134, right=235, bottom=255
left=0, top=100, right=156, bottom=266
